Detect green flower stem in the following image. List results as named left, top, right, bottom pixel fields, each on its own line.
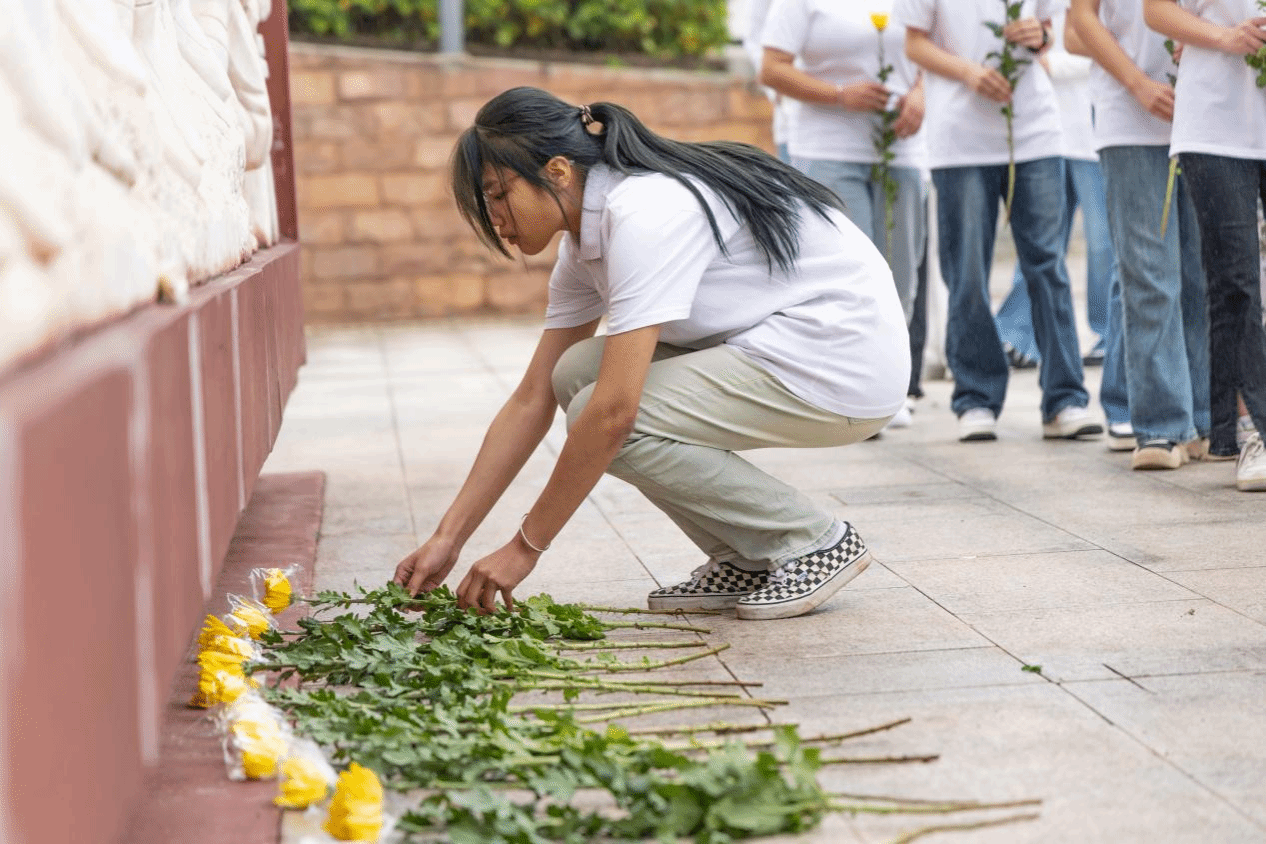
left=601, top=620, right=713, bottom=633
left=595, top=642, right=731, bottom=672
left=580, top=604, right=723, bottom=616
left=819, top=753, right=940, bottom=765
left=885, top=810, right=1044, bottom=844
left=572, top=696, right=784, bottom=724
left=985, top=0, right=1030, bottom=222
left=832, top=800, right=1040, bottom=816
left=519, top=682, right=753, bottom=700
left=1160, top=157, right=1178, bottom=239
left=555, top=639, right=706, bottom=651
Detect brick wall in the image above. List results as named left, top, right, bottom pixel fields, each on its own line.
left=289, top=44, right=775, bottom=323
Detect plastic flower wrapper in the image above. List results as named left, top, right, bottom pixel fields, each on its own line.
left=324, top=762, right=384, bottom=842
left=222, top=692, right=289, bottom=780
left=189, top=649, right=258, bottom=708
left=227, top=595, right=276, bottom=640
left=275, top=738, right=337, bottom=809
left=250, top=565, right=297, bottom=614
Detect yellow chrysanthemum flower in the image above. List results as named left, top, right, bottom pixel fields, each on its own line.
left=275, top=755, right=331, bottom=808
left=203, top=633, right=255, bottom=661
left=196, top=615, right=240, bottom=651
left=231, top=715, right=286, bottom=779
left=230, top=601, right=272, bottom=640
left=262, top=568, right=293, bottom=614
left=189, top=650, right=257, bottom=708
left=324, top=763, right=384, bottom=842
left=871, top=12, right=889, bottom=30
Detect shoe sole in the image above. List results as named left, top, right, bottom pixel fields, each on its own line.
left=1131, top=451, right=1184, bottom=470
left=647, top=593, right=746, bottom=611
left=735, top=551, right=872, bottom=621
left=1236, top=477, right=1266, bottom=491
left=1042, top=423, right=1104, bottom=440
left=960, top=430, right=997, bottom=442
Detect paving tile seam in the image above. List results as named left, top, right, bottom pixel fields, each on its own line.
left=378, top=328, right=426, bottom=545
left=1058, top=684, right=1266, bottom=833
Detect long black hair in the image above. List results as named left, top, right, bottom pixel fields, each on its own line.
left=451, top=86, right=844, bottom=272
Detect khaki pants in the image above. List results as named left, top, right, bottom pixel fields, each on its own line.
left=551, top=338, right=890, bottom=568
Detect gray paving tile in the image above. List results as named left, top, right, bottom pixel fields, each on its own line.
left=1099, top=518, right=1266, bottom=572
left=1165, top=566, right=1266, bottom=623
left=887, top=549, right=1198, bottom=614
left=958, top=599, right=1266, bottom=682
left=1066, top=672, right=1266, bottom=828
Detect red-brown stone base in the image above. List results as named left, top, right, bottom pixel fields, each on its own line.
left=123, top=471, right=325, bottom=844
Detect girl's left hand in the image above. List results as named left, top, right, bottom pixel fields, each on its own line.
left=892, top=87, right=925, bottom=138
left=456, top=539, right=540, bottom=614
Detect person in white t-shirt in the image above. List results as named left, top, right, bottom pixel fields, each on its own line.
left=392, top=87, right=910, bottom=620
left=1143, top=0, right=1266, bottom=490
left=1067, top=0, right=1211, bottom=472
left=743, top=0, right=792, bottom=162
left=895, top=0, right=1101, bottom=443
left=759, top=0, right=927, bottom=327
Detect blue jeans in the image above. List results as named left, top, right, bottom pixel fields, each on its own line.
left=1178, top=152, right=1266, bottom=456
left=1100, top=146, right=1210, bottom=446
left=793, top=158, right=927, bottom=323
left=994, top=158, right=1128, bottom=425
left=932, top=158, right=1089, bottom=420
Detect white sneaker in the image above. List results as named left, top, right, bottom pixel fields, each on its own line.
left=1107, top=422, right=1136, bottom=452
left=886, top=403, right=913, bottom=429
left=1236, top=432, right=1266, bottom=491
left=958, top=407, right=997, bottom=442
left=1042, top=405, right=1104, bottom=439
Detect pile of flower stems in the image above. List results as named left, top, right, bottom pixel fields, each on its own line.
left=253, top=584, right=1039, bottom=843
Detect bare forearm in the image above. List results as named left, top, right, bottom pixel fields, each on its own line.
left=433, top=392, right=556, bottom=548
left=519, top=402, right=632, bottom=552
left=1071, top=0, right=1147, bottom=91
left=905, top=30, right=976, bottom=84
left=1143, top=0, right=1222, bottom=50
left=760, top=53, right=843, bottom=106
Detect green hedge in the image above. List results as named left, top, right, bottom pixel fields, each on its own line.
left=288, top=0, right=729, bottom=60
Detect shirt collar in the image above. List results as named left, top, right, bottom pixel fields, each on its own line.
left=577, top=163, right=624, bottom=261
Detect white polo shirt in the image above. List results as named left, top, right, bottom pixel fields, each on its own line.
left=761, top=0, right=927, bottom=168
left=1088, top=0, right=1175, bottom=150
left=544, top=165, right=910, bottom=418
left=894, top=0, right=1067, bottom=168
left=1170, top=0, right=1266, bottom=161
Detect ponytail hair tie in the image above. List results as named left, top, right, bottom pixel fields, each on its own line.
left=578, top=104, right=594, bottom=126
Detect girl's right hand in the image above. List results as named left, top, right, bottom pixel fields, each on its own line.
left=1218, top=16, right=1266, bottom=56
left=392, top=536, right=460, bottom=596
left=1131, top=77, right=1175, bottom=122
left=836, top=80, right=891, bottom=112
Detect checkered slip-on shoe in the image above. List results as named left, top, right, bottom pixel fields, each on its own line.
left=735, top=524, right=872, bottom=620
left=647, top=560, right=769, bottom=610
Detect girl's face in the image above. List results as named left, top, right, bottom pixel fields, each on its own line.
left=480, top=160, right=579, bottom=256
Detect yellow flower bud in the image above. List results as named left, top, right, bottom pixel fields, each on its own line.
left=324, top=763, right=384, bottom=842
left=230, top=601, right=272, bottom=640
left=275, top=755, right=331, bottom=808
left=203, top=633, right=255, bottom=661
left=189, top=650, right=257, bottom=708
left=262, top=568, right=293, bottom=613
left=871, top=12, right=889, bottom=31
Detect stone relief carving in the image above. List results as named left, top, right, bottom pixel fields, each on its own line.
left=0, top=0, right=279, bottom=370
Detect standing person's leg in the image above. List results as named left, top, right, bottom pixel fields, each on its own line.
left=884, top=165, right=927, bottom=324
left=1180, top=153, right=1266, bottom=489
left=551, top=338, right=890, bottom=615
left=907, top=207, right=930, bottom=400
left=1175, top=175, right=1211, bottom=446
left=1070, top=159, right=1115, bottom=353
left=1100, top=145, right=1201, bottom=465
left=793, top=157, right=875, bottom=243
left=995, top=270, right=1039, bottom=365
left=931, top=165, right=1008, bottom=431
left=1008, top=156, right=1096, bottom=431
left=1070, top=157, right=1130, bottom=432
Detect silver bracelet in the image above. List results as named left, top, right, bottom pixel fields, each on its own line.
left=518, top=514, right=550, bottom=553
